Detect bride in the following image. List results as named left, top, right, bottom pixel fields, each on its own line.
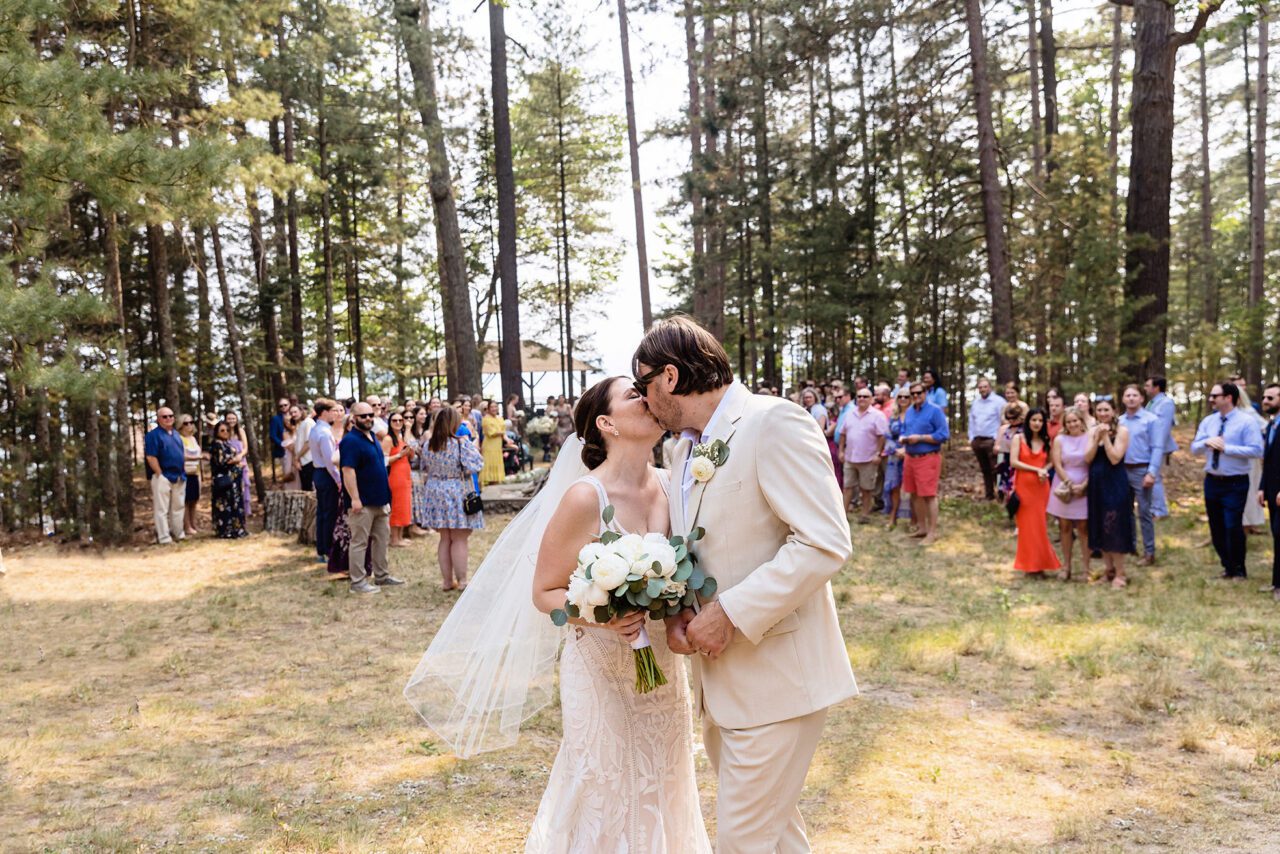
left=405, top=376, right=711, bottom=852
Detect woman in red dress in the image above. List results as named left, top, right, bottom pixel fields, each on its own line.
left=1009, top=407, right=1061, bottom=576
left=383, top=412, right=416, bottom=548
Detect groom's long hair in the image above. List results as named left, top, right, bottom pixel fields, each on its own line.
left=632, top=316, right=733, bottom=396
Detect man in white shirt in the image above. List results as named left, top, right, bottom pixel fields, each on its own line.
left=294, top=405, right=315, bottom=491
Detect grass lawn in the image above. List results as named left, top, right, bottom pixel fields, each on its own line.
left=2, top=494, right=1279, bottom=852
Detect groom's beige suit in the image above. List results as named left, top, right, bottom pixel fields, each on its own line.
left=670, top=382, right=858, bottom=853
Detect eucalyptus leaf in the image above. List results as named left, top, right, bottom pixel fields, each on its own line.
left=674, top=562, right=693, bottom=582
left=600, top=531, right=621, bottom=545
left=682, top=590, right=697, bottom=606
left=688, top=527, right=705, bottom=542
left=674, top=544, right=688, bottom=562
left=646, top=577, right=667, bottom=598
left=593, top=605, right=611, bottom=624
left=567, top=603, right=580, bottom=619
left=602, top=504, right=616, bottom=525
left=637, top=592, right=651, bottom=606
left=701, top=577, right=718, bottom=597
left=670, top=535, right=684, bottom=546
left=550, top=609, right=568, bottom=626
left=689, top=567, right=706, bottom=589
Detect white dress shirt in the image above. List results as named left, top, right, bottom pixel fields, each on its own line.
left=679, top=383, right=748, bottom=528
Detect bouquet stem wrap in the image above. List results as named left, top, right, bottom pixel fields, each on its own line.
left=629, top=625, right=667, bottom=694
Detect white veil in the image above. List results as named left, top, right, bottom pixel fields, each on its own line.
left=404, top=434, right=590, bottom=757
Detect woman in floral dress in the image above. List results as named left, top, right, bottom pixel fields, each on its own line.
left=418, top=406, right=485, bottom=590
left=210, top=421, right=248, bottom=539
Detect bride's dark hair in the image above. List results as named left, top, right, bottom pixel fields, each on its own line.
left=574, top=377, right=624, bottom=470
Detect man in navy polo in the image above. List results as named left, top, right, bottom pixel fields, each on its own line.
left=340, top=402, right=402, bottom=593
left=145, top=407, right=187, bottom=545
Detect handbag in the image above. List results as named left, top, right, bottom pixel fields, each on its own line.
left=1053, top=478, right=1074, bottom=503
left=457, top=439, right=484, bottom=516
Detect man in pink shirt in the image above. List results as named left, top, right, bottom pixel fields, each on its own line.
left=839, top=387, right=888, bottom=521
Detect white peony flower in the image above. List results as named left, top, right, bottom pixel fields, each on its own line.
left=690, top=455, right=717, bottom=483
left=611, top=533, right=646, bottom=563
left=632, top=558, right=661, bottom=579
left=566, top=574, right=592, bottom=608
left=577, top=541, right=608, bottom=567
left=590, top=552, right=630, bottom=590
left=644, top=542, right=679, bottom=577
left=643, top=532, right=668, bottom=544
left=581, top=582, right=610, bottom=609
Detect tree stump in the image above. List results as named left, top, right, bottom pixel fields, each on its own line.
left=297, top=495, right=316, bottom=546
left=263, top=490, right=315, bottom=537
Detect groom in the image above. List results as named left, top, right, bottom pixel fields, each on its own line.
left=634, top=316, right=858, bottom=853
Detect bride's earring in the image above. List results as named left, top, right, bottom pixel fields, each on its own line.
left=611, top=427, right=620, bottom=437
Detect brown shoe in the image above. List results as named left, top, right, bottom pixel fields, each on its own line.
left=1137, top=554, right=1156, bottom=567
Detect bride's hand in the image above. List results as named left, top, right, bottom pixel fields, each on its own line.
left=604, top=610, right=646, bottom=643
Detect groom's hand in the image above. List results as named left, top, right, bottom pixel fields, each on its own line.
left=687, top=601, right=735, bottom=659
left=665, top=610, right=696, bottom=656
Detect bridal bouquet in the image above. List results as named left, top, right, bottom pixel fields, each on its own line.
left=551, top=507, right=717, bottom=693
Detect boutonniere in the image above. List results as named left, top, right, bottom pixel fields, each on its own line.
left=690, top=439, right=730, bottom=483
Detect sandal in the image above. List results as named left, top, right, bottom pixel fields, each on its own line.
left=1111, top=576, right=1128, bottom=589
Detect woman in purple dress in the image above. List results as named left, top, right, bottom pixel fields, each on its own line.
left=1047, top=408, right=1091, bottom=581
left=222, top=410, right=252, bottom=518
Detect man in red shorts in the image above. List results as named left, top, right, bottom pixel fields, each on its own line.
left=901, top=382, right=950, bottom=545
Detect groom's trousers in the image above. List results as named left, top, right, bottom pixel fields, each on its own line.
left=703, top=706, right=828, bottom=854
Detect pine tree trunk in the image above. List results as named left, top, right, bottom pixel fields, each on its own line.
left=684, top=0, right=705, bottom=328
left=1109, top=5, right=1123, bottom=224
left=395, top=0, right=481, bottom=398
left=1040, top=0, right=1059, bottom=175
left=83, top=398, right=102, bottom=541
left=1121, top=0, right=1220, bottom=378
left=193, top=226, right=215, bottom=414
left=146, top=223, right=180, bottom=409
left=339, top=174, right=367, bottom=400
left=621, top=0, right=654, bottom=330
left=489, top=0, right=523, bottom=404
left=1027, top=0, right=1044, bottom=181
left=280, top=29, right=305, bottom=383
left=269, top=117, right=299, bottom=388
left=555, top=67, right=576, bottom=399
left=749, top=10, right=778, bottom=390
left=211, top=223, right=267, bottom=506
left=1247, top=5, right=1268, bottom=389
left=318, top=103, right=337, bottom=395
left=1199, top=42, right=1216, bottom=326
left=701, top=8, right=725, bottom=339
left=964, top=0, right=1019, bottom=384
left=101, top=211, right=130, bottom=540
left=246, top=192, right=286, bottom=402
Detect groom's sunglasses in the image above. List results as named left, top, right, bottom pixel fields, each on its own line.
left=633, top=366, right=665, bottom=397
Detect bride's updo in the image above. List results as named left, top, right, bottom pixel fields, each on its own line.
left=574, top=377, right=624, bottom=470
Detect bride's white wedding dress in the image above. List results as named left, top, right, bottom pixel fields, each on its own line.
left=526, top=473, right=711, bottom=854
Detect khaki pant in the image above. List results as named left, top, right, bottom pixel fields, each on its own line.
left=348, top=504, right=390, bottom=583
left=151, top=475, right=186, bottom=544
left=703, top=706, right=829, bottom=854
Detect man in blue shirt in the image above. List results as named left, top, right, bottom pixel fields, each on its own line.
left=1144, top=376, right=1177, bottom=518
left=144, top=407, right=187, bottom=545
left=1191, top=382, right=1265, bottom=579
left=341, top=402, right=402, bottom=593
left=922, top=368, right=948, bottom=414
left=1121, top=385, right=1164, bottom=564
left=269, top=398, right=289, bottom=481
left=309, top=399, right=342, bottom=562
left=968, top=377, right=1004, bottom=500
left=902, top=383, right=950, bottom=545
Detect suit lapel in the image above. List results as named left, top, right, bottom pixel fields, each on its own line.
left=686, top=386, right=749, bottom=530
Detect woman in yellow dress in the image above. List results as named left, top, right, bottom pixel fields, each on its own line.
left=481, top=400, right=506, bottom=486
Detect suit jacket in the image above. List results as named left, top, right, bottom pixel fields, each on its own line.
left=1263, top=418, right=1280, bottom=500
left=670, top=384, right=858, bottom=729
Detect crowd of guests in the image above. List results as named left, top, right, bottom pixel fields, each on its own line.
left=788, top=369, right=1280, bottom=598
left=145, top=391, right=545, bottom=594
left=146, top=368, right=1280, bottom=602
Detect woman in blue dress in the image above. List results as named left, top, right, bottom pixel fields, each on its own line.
left=1085, top=398, right=1133, bottom=588
left=420, top=406, right=485, bottom=591
left=883, top=390, right=913, bottom=527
